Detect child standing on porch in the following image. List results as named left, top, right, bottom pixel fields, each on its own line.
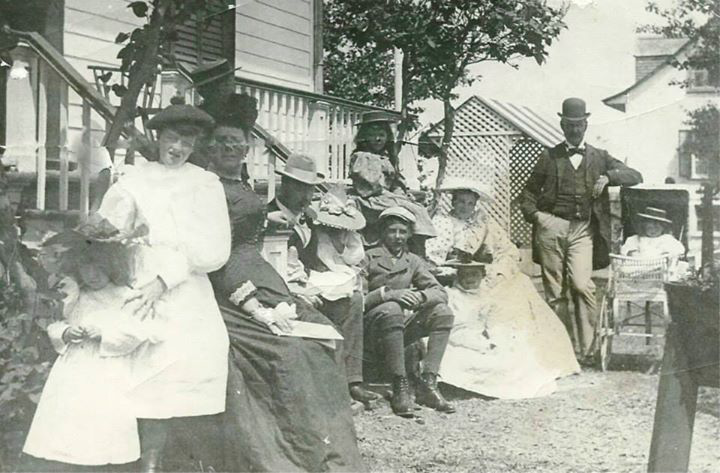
left=23, top=233, right=159, bottom=467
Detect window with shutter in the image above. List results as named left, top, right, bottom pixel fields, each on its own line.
left=172, top=1, right=233, bottom=69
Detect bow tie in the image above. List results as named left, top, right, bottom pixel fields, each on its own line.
left=566, top=146, right=585, bottom=157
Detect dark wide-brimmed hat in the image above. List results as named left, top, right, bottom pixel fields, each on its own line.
left=203, top=92, right=258, bottom=130
left=355, top=110, right=400, bottom=127
left=636, top=206, right=673, bottom=225
left=145, top=98, right=215, bottom=132
left=311, top=184, right=365, bottom=231
left=558, top=97, right=591, bottom=121
left=276, top=153, right=324, bottom=185
left=378, top=206, right=416, bottom=226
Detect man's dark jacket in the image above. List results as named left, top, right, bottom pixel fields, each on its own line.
left=519, top=143, right=643, bottom=269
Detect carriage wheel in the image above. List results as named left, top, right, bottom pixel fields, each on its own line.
left=597, top=294, right=614, bottom=372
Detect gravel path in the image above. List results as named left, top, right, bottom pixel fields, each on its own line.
left=355, top=370, right=719, bottom=473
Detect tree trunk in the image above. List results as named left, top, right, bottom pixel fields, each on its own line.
left=435, top=97, right=455, bottom=188
left=429, top=96, right=455, bottom=215
left=394, top=51, right=411, bottom=158
left=103, top=0, right=168, bottom=161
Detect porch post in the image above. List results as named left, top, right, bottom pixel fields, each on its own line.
left=308, top=100, right=329, bottom=177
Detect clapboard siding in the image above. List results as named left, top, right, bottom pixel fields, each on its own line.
left=235, top=1, right=314, bottom=91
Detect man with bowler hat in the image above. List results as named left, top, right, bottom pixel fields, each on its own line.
left=519, top=97, right=642, bottom=364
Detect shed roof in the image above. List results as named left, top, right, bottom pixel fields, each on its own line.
left=426, top=96, right=563, bottom=148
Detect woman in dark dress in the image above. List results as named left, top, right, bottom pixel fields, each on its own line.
left=203, top=95, right=365, bottom=472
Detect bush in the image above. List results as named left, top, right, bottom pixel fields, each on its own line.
left=0, top=268, right=59, bottom=469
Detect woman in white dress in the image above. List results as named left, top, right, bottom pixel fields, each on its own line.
left=427, top=178, right=579, bottom=399
left=95, top=101, right=231, bottom=471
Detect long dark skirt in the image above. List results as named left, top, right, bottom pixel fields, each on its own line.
left=219, top=308, right=364, bottom=472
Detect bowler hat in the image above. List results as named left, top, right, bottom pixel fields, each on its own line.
left=378, top=206, right=416, bottom=225
left=636, top=207, right=673, bottom=225
left=558, top=97, right=591, bottom=121
left=311, top=184, right=366, bottom=231
left=276, top=153, right=325, bottom=185
left=146, top=98, right=215, bottom=132
left=355, top=111, right=400, bottom=126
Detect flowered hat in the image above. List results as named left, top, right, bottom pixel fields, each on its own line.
left=311, top=184, right=366, bottom=231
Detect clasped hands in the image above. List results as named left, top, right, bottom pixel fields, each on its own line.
left=385, top=288, right=424, bottom=309
left=62, top=324, right=101, bottom=344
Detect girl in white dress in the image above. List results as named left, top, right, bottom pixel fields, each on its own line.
left=95, top=101, right=231, bottom=471
left=23, top=238, right=158, bottom=466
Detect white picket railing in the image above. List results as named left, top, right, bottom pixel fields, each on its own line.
left=236, top=78, right=385, bottom=183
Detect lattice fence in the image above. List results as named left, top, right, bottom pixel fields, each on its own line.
left=509, top=138, right=544, bottom=247
left=439, top=134, right=518, bottom=233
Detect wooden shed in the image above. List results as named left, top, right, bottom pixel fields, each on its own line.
left=426, top=96, right=564, bottom=248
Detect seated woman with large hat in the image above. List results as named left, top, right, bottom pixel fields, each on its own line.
left=427, top=179, right=580, bottom=399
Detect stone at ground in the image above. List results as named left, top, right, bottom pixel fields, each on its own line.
left=355, top=369, right=720, bottom=473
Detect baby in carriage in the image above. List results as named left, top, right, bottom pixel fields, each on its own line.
left=620, top=207, right=686, bottom=278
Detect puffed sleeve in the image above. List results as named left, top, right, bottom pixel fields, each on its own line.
left=426, top=215, right=454, bottom=266
left=47, top=321, right=71, bottom=355
left=483, top=219, right=520, bottom=279
left=157, top=178, right=231, bottom=289
left=96, top=182, right=139, bottom=234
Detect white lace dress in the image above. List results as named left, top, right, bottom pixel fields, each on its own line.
left=429, top=212, right=580, bottom=399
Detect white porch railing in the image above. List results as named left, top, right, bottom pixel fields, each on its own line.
left=236, top=78, right=396, bottom=183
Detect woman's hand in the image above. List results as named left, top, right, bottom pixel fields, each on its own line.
left=252, top=307, right=292, bottom=335
left=62, top=326, right=85, bottom=344
left=124, top=277, right=167, bottom=320
left=82, top=325, right=102, bottom=340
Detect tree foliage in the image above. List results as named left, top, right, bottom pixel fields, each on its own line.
left=645, top=0, right=719, bottom=274
left=324, top=0, right=566, bottom=188
left=640, top=0, right=719, bottom=87
left=103, top=0, right=228, bottom=158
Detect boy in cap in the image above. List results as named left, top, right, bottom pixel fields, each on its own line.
left=362, top=206, right=455, bottom=417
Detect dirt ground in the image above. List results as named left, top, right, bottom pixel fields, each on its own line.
left=355, top=369, right=720, bottom=473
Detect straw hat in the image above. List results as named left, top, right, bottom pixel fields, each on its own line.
left=636, top=207, right=673, bottom=225
left=439, top=178, right=493, bottom=202
left=276, top=153, right=325, bottom=185
left=355, top=110, right=400, bottom=126
left=311, top=185, right=366, bottom=231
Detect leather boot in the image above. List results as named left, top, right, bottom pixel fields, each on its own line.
left=390, top=375, right=414, bottom=418
left=140, top=448, right=163, bottom=473
left=415, top=372, right=455, bottom=413
left=349, top=383, right=380, bottom=403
